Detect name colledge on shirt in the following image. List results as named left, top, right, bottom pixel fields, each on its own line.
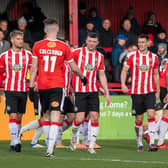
left=40, top=49, right=63, bottom=56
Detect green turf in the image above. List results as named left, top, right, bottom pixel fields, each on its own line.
left=1, top=140, right=168, bottom=168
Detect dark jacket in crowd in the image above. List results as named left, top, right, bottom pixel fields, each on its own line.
left=98, top=27, right=113, bottom=48
left=0, top=40, right=10, bottom=54
left=111, top=43, right=124, bottom=66
left=88, top=7, right=102, bottom=30
left=117, top=29, right=137, bottom=48
left=151, top=36, right=168, bottom=54
left=130, top=18, right=142, bottom=35
left=23, top=28, right=34, bottom=47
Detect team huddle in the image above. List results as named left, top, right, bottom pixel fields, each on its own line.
left=0, top=18, right=168, bottom=157
left=0, top=18, right=110, bottom=156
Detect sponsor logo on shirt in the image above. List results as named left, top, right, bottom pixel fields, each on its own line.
left=10, top=64, right=24, bottom=71
left=83, top=64, right=96, bottom=71
left=47, top=42, right=56, bottom=48
left=138, top=64, right=150, bottom=72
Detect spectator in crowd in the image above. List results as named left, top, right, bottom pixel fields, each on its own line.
left=22, top=2, right=46, bottom=41
left=98, top=18, right=113, bottom=81
left=117, top=18, right=137, bottom=48
left=17, top=16, right=34, bottom=48
left=157, top=43, right=168, bottom=65
left=0, top=19, right=9, bottom=40
left=119, top=42, right=138, bottom=65
left=78, top=21, right=97, bottom=47
left=88, top=7, right=102, bottom=30
left=78, top=2, right=87, bottom=29
left=98, top=19, right=113, bottom=48
left=111, top=34, right=127, bottom=82
left=125, top=6, right=141, bottom=35
left=0, top=28, right=10, bottom=54
left=119, top=42, right=138, bottom=84
left=152, top=29, right=168, bottom=54
left=143, top=11, right=163, bottom=36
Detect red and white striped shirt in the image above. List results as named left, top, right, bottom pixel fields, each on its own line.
left=160, top=58, right=168, bottom=88
left=124, top=50, right=158, bottom=94
left=72, top=47, right=104, bottom=93
left=64, top=63, right=72, bottom=96
left=0, top=49, right=33, bottom=92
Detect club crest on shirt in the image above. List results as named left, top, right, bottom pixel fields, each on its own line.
left=138, top=64, right=150, bottom=72
left=83, top=64, right=96, bottom=71
left=47, top=42, right=56, bottom=48
left=10, top=64, right=24, bottom=71
left=22, top=55, right=26, bottom=59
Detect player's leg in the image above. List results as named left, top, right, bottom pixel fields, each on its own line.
left=87, top=92, right=100, bottom=154
left=157, top=87, right=168, bottom=148
left=46, top=88, right=64, bottom=156
left=82, top=114, right=89, bottom=146
left=131, top=94, right=145, bottom=152
left=62, top=96, right=75, bottom=132
left=70, top=112, right=85, bottom=151
left=39, top=89, right=50, bottom=146
left=20, top=119, right=42, bottom=136
left=146, top=92, right=158, bottom=151
left=70, top=93, right=87, bottom=151
left=56, top=114, right=64, bottom=145
left=135, top=114, right=144, bottom=151
left=56, top=96, right=75, bottom=147
left=88, top=112, right=99, bottom=154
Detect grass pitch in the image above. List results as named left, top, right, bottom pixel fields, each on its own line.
left=1, top=140, right=168, bottom=168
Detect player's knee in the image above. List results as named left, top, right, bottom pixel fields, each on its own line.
left=50, top=101, right=60, bottom=111
left=163, top=109, right=168, bottom=118
left=9, top=113, right=17, bottom=120
left=76, top=116, right=85, bottom=124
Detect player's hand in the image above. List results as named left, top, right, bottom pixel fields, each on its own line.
left=121, top=84, right=129, bottom=93
left=164, top=94, right=168, bottom=103
left=105, top=94, right=111, bottom=106
left=155, top=91, right=160, bottom=100
left=81, top=76, right=87, bottom=86
left=29, top=87, right=35, bottom=102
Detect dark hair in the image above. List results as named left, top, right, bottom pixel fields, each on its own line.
left=87, top=32, right=99, bottom=39
left=10, top=30, right=24, bottom=39
left=43, top=18, right=58, bottom=26
left=128, top=42, right=138, bottom=48
left=138, top=34, right=149, bottom=41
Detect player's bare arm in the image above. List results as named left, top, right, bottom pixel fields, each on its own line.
left=30, top=57, right=38, bottom=88
left=98, top=70, right=111, bottom=106
left=69, top=61, right=87, bottom=85
left=29, top=57, right=38, bottom=101
left=153, top=68, right=160, bottom=100
left=121, top=65, right=130, bottom=93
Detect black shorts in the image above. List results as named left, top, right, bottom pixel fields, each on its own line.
left=74, top=92, right=99, bottom=113
left=160, top=87, right=168, bottom=109
left=131, top=92, right=156, bottom=116
left=62, top=96, right=74, bottom=115
left=33, top=91, right=39, bottom=110
left=5, top=91, right=27, bottom=114
left=39, top=88, right=64, bottom=113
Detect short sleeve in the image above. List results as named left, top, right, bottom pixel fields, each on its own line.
left=64, top=45, right=73, bottom=63
left=153, top=55, right=159, bottom=69
left=98, top=55, right=105, bottom=71
left=124, top=52, right=133, bottom=67
left=0, top=54, right=5, bottom=70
